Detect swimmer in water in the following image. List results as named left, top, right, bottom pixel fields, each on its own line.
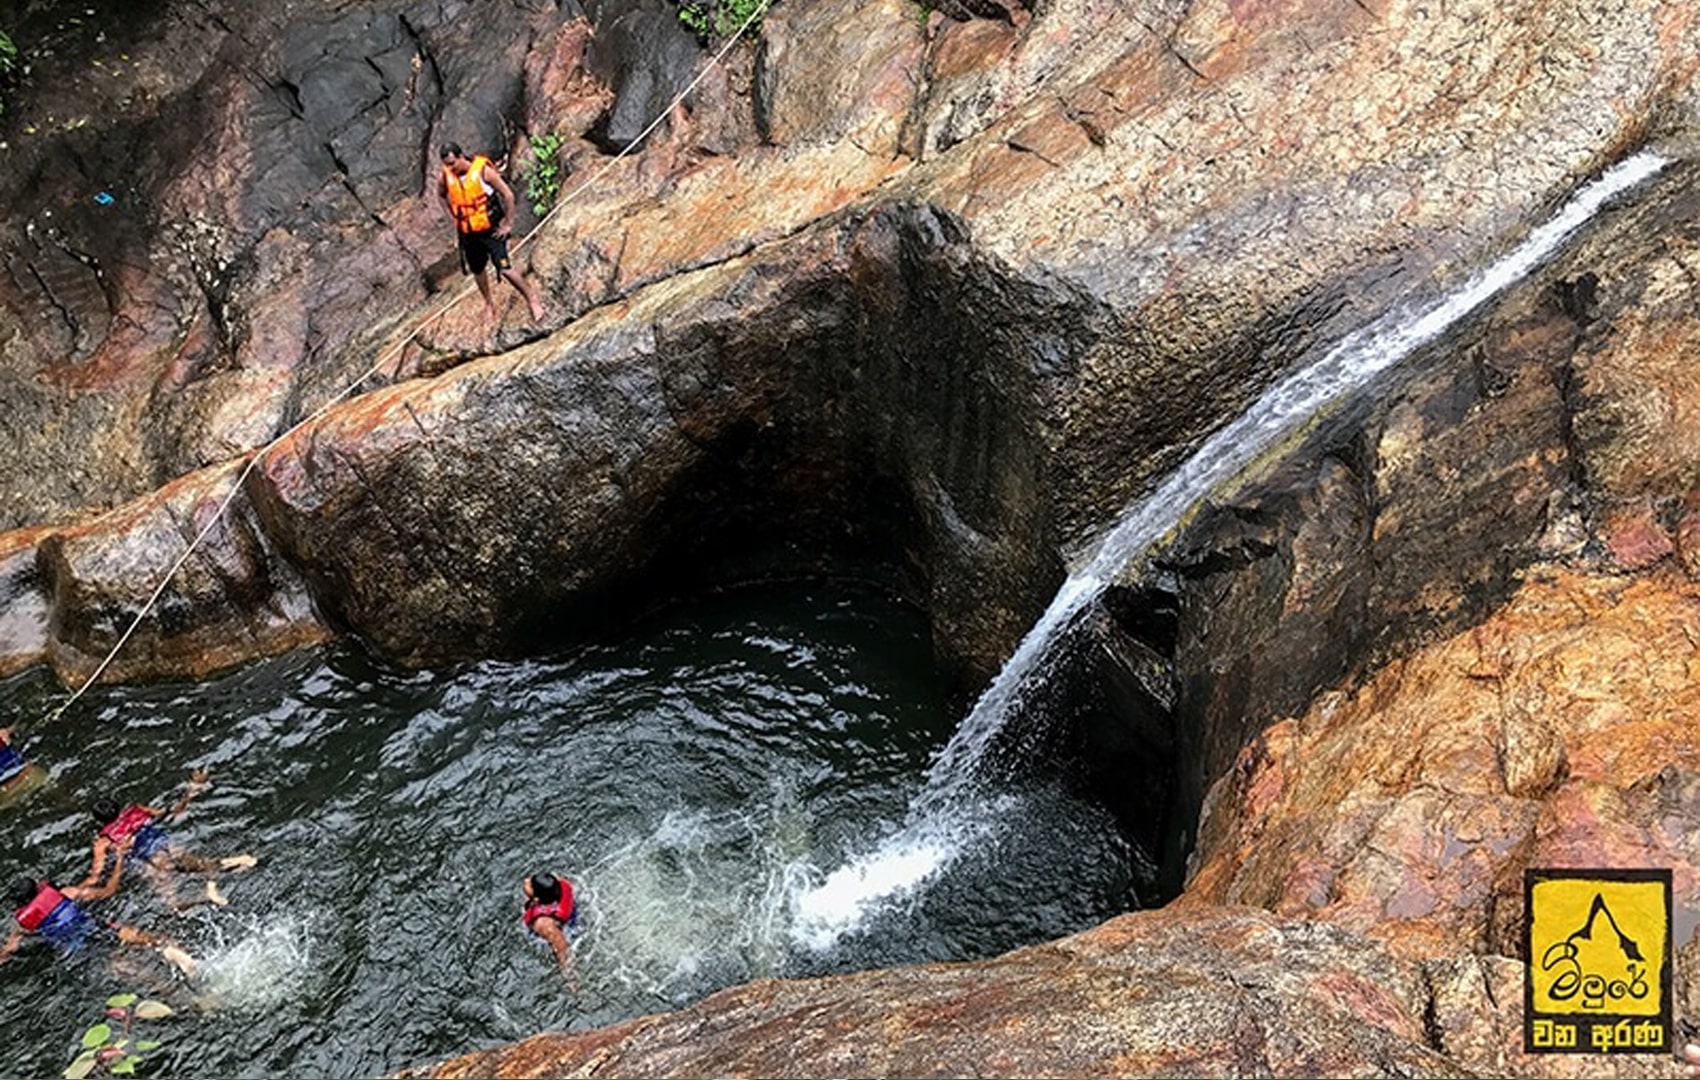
left=521, top=872, right=578, bottom=979
left=2, top=849, right=197, bottom=977
left=0, top=728, right=48, bottom=807
left=81, top=768, right=257, bottom=911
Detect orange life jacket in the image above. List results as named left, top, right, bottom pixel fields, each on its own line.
left=444, top=155, right=495, bottom=234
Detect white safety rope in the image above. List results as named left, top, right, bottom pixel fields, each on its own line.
left=40, top=0, right=776, bottom=725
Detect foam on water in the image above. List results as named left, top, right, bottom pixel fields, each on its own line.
left=789, top=835, right=949, bottom=951
left=792, top=149, right=1672, bottom=946
left=192, top=910, right=316, bottom=1012
left=582, top=787, right=825, bottom=1000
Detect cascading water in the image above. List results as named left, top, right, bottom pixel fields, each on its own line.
left=790, top=149, right=1671, bottom=949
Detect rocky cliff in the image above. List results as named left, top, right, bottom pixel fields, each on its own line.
left=2, top=0, right=1699, bottom=1074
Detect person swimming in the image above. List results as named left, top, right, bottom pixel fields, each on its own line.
left=0, top=727, right=48, bottom=806
left=83, top=768, right=256, bottom=910
left=521, top=872, right=578, bottom=977
left=2, top=849, right=197, bottom=977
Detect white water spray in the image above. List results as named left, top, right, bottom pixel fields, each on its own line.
left=792, top=150, right=1671, bottom=948
left=586, top=793, right=822, bottom=999
left=191, top=910, right=317, bottom=1011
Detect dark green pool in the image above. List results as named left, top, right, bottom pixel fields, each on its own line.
left=0, top=583, right=1140, bottom=1077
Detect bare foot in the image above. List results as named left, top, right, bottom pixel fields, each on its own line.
left=204, top=881, right=229, bottom=907
left=219, top=854, right=257, bottom=871
left=157, top=944, right=198, bottom=979
left=528, top=299, right=545, bottom=322
left=484, top=302, right=500, bottom=322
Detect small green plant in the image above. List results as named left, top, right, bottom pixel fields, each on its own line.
left=714, top=0, right=768, bottom=36
left=0, top=29, right=17, bottom=117
left=676, top=0, right=768, bottom=40
left=677, top=2, right=710, bottom=36
left=523, top=133, right=564, bottom=218
left=64, top=994, right=173, bottom=1079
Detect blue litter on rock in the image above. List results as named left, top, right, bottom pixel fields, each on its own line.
left=93, top=191, right=114, bottom=205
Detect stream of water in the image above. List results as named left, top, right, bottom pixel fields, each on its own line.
left=0, top=583, right=1142, bottom=1078
left=790, top=149, right=1672, bottom=947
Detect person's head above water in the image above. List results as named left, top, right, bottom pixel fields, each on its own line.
left=524, top=873, right=562, bottom=904
left=10, top=878, right=40, bottom=908
left=91, top=801, right=121, bottom=826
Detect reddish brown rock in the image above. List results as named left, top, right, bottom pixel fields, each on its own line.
left=415, top=906, right=1467, bottom=1080
left=37, top=460, right=331, bottom=686
left=1602, top=498, right=1676, bottom=571
left=1184, top=566, right=1700, bottom=965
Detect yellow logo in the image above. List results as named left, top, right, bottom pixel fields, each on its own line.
left=1525, top=869, right=1670, bottom=1054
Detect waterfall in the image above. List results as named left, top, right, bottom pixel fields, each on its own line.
left=790, top=149, right=1671, bottom=950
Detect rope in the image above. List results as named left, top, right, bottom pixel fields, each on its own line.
left=39, top=0, right=775, bottom=726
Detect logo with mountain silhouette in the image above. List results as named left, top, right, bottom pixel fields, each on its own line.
left=1525, top=869, right=1670, bottom=1054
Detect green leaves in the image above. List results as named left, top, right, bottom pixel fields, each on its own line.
left=0, top=26, right=20, bottom=118
left=524, top=134, right=565, bottom=218
left=676, top=0, right=768, bottom=40
left=65, top=993, right=173, bottom=1078
left=716, top=0, right=768, bottom=36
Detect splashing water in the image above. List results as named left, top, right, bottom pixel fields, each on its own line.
left=192, top=911, right=317, bottom=1012
left=582, top=786, right=830, bottom=1002
left=0, top=584, right=1135, bottom=1078
left=790, top=149, right=1672, bottom=949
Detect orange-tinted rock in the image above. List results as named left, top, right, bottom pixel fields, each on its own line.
left=415, top=907, right=1465, bottom=1080
left=1676, top=491, right=1700, bottom=579
left=1186, top=566, right=1700, bottom=963
left=37, top=460, right=331, bottom=686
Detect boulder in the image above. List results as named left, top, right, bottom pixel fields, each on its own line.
left=414, top=906, right=1469, bottom=1079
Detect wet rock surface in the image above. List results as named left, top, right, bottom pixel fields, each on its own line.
left=412, top=906, right=1471, bottom=1080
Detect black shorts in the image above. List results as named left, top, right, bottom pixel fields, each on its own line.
left=459, top=230, right=512, bottom=275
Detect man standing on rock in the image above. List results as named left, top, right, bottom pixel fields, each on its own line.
left=438, top=141, right=546, bottom=324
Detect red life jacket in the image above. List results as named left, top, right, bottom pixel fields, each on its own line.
left=444, top=155, right=495, bottom=234
left=14, top=882, right=66, bottom=931
left=99, top=805, right=156, bottom=843
left=523, top=881, right=575, bottom=930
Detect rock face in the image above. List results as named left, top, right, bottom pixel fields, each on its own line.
left=1, top=0, right=1696, bottom=676
left=1139, top=153, right=1700, bottom=887
left=414, top=907, right=1471, bottom=1080
left=3, top=0, right=1700, bottom=1074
